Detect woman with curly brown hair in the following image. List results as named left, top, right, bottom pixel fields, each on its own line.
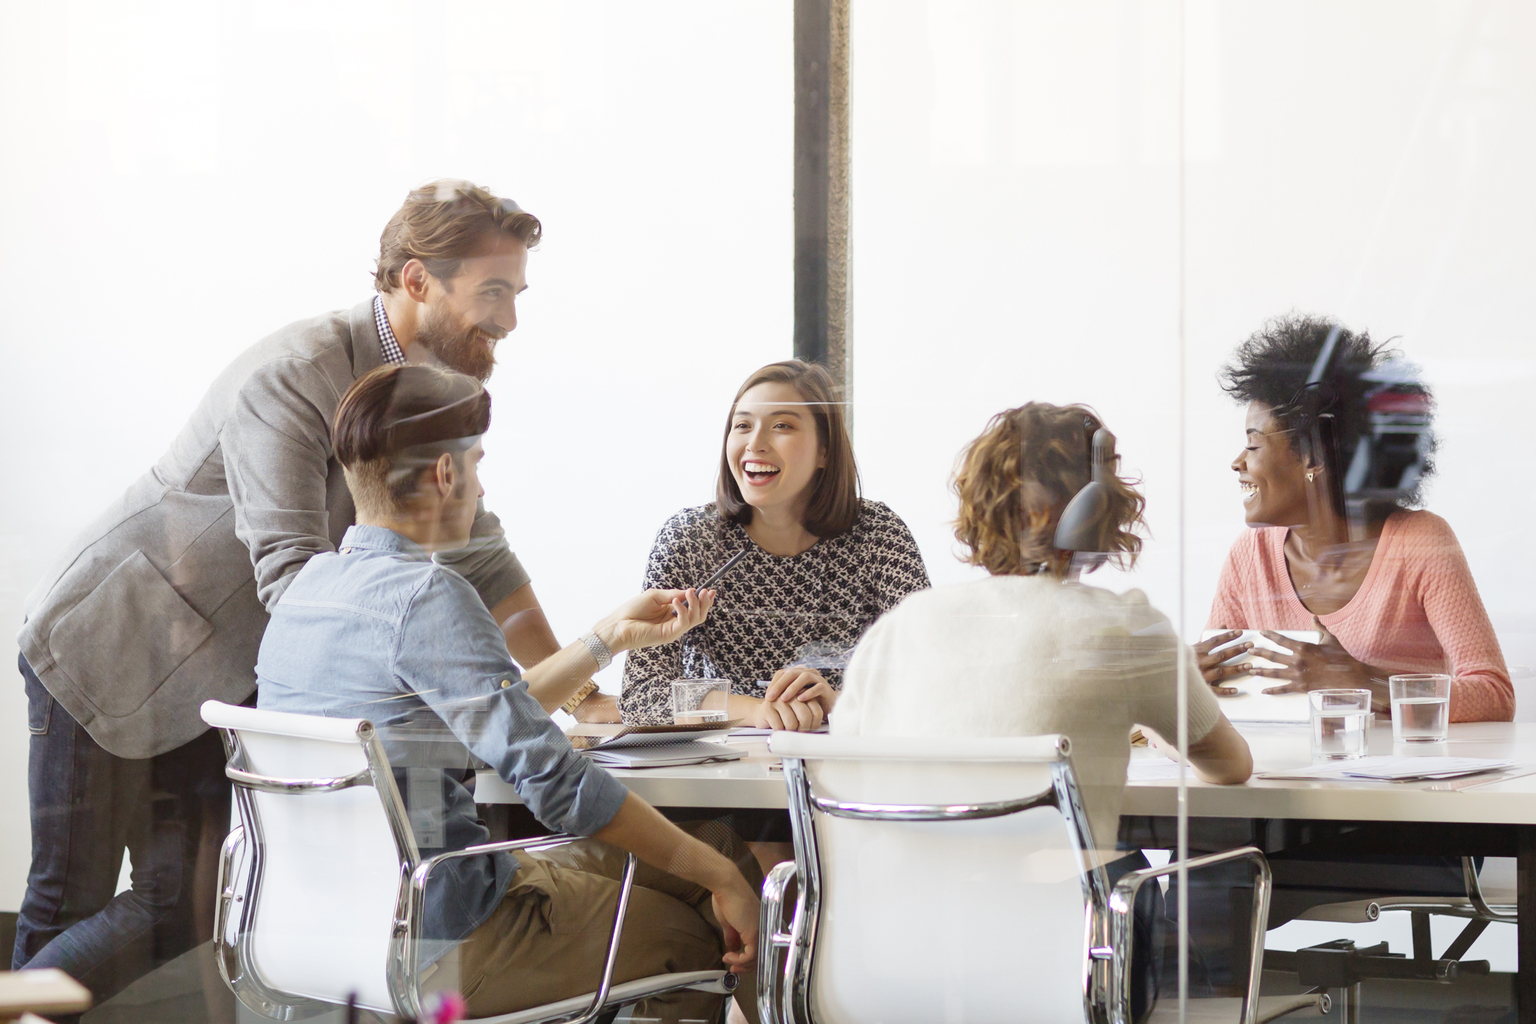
left=831, top=402, right=1249, bottom=1023
left=833, top=402, right=1250, bottom=844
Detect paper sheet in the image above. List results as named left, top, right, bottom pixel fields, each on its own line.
left=1256, top=756, right=1520, bottom=782
left=1126, top=757, right=1189, bottom=781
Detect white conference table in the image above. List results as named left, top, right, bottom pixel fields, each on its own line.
left=474, top=721, right=1536, bottom=1018
left=476, top=721, right=1536, bottom=822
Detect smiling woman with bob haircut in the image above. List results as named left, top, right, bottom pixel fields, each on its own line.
left=618, top=360, right=930, bottom=729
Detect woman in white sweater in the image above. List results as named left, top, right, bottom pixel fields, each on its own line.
left=831, top=402, right=1252, bottom=1020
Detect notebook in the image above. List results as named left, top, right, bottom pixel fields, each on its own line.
left=568, top=720, right=741, bottom=750
left=572, top=720, right=747, bottom=768
left=584, top=740, right=747, bottom=769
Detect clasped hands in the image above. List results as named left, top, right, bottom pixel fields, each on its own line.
left=1196, top=616, right=1374, bottom=696
left=750, top=666, right=836, bottom=731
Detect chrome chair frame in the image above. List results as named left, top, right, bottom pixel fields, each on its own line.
left=1280, top=855, right=1514, bottom=1022
left=758, top=738, right=1274, bottom=1024
left=212, top=716, right=736, bottom=1024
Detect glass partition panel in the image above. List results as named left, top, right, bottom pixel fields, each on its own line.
left=852, top=2, right=1200, bottom=1018
left=1186, top=0, right=1534, bottom=1011
left=853, top=0, right=1532, bottom=1018
left=0, top=3, right=789, bottom=1018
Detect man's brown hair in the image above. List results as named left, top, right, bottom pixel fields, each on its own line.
left=374, top=179, right=542, bottom=294
left=715, top=360, right=861, bottom=538
left=952, top=402, right=1145, bottom=577
left=333, top=364, right=490, bottom=517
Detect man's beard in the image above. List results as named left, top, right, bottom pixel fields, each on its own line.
left=416, top=303, right=499, bottom=382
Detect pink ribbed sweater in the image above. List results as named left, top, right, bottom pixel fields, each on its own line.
left=1206, top=510, right=1513, bottom=722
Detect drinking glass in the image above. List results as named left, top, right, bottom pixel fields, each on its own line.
left=671, top=679, right=730, bottom=725
left=1389, top=674, right=1451, bottom=743
left=1309, top=689, right=1373, bottom=761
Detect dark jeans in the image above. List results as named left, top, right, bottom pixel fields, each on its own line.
left=13, top=653, right=230, bottom=1006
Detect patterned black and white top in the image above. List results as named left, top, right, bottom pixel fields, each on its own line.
left=619, top=499, right=931, bottom=724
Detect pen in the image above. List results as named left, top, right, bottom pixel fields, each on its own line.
left=697, top=549, right=748, bottom=591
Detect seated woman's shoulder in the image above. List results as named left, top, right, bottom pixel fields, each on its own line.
left=657, top=502, right=724, bottom=535
left=1067, top=583, right=1175, bottom=631
left=1391, top=507, right=1454, bottom=538
left=650, top=503, right=735, bottom=555
left=851, top=498, right=915, bottom=537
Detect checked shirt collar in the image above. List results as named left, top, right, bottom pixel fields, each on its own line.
left=373, top=293, right=407, bottom=366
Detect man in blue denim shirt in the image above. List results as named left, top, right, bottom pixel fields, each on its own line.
left=257, top=364, right=761, bottom=1023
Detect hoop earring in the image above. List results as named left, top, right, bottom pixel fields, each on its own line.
left=1306, top=470, right=1316, bottom=483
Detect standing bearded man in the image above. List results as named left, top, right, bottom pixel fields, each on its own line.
left=13, top=179, right=608, bottom=1002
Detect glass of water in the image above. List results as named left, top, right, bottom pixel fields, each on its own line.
left=671, top=679, right=730, bottom=725
left=1389, top=674, right=1451, bottom=743
left=1310, top=689, right=1373, bottom=761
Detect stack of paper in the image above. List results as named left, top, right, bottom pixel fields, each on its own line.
left=1257, top=756, right=1520, bottom=782
left=577, top=723, right=746, bottom=769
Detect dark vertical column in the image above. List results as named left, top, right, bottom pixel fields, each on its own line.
left=1520, top=825, right=1536, bottom=1022
left=794, top=0, right=851, bottom=396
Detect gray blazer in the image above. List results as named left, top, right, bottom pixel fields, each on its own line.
left=19, top=299, right=529, bottom=759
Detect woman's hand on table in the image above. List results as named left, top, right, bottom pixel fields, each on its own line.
left=1251, top=618, right=1387, bottom=708
left=749, top=696, right=826, bottom=731
left=762, top=666, right=836, bottom=714
left=1195, top=629, right=1254, bottom=696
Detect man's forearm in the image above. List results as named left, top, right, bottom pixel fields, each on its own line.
left=522, top=642, right=603, bottom=714
left=492, top=584, right=598, bottom=713
left=591, top=793, right=744, bottom=894
left=491, top=583, right=563, bottom=666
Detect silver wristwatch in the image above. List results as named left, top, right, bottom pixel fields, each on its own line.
left=579, top=631, right=614, bottom=671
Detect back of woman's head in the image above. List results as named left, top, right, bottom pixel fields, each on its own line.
left=716, top=359, right=861, bottom=538
left=1220, top=313, right=1435, bottom=508
left=952, top=403, right=1145, bottom=577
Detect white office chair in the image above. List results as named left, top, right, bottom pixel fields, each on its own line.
left=758, top=733, right=1325, bottom=1024
left=199, top=700, right=738, bottom=1024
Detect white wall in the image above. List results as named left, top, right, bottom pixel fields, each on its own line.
left=3, top=0, right=1533, bottom=919
left=0, top=0, right=790, bottom=913
left=852, top=0, right=1536, bottom=674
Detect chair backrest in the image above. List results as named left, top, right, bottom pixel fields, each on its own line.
left=770, top=733, right=1107, bottom=1024
left=201, top=700, right=417, bottom=1015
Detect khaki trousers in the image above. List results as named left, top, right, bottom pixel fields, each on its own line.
left=454, top=821, right=762, bottom=1024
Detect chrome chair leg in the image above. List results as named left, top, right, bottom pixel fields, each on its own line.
left=1341, top=982, right=1362, bottom=1024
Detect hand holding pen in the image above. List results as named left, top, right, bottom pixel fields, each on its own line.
left=673, top=549, right=748, bottom=616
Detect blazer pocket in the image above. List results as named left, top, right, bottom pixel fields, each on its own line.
left=50, top=550, right=215, bottom=718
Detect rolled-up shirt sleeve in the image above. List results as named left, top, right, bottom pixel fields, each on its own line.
left=396, top=569, right=627, bottom=835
